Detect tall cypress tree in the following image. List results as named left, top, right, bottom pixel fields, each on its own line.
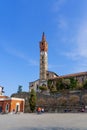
left=17, top=85, right=22, bottom=93
left=29, top=89, right=37, bottom=112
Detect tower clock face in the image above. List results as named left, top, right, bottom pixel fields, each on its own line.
left=41, top=51, right=44, bottom=55
left=45, top=52, right=47, bottom=56
left=41, top=51, right=47, bottom=56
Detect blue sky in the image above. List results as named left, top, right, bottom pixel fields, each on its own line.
left=0, top=0, right=87, bottom=96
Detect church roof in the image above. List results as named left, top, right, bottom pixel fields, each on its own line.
left=60, top=71, right=87, bottom=78
left=46, top=70, right=59, bottom=77
left=50, top=71, right=87, bottom=80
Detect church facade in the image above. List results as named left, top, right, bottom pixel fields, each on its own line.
left=29, top=33, right=87, bottom=92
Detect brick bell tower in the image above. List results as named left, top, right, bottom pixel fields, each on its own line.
left=39, top=32, right=48, bottom=82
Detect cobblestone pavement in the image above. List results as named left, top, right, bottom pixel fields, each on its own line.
left=0, top=113, right=87, bottom=130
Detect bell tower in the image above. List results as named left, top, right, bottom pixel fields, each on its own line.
left=39, top=32, right=48, bottom=81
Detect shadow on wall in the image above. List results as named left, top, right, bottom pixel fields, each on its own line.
left=10, top=127, right=79, bottom=130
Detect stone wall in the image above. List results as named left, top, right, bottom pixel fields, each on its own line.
left=11, top=90, right=87, bottom=113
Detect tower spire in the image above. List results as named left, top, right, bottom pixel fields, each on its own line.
left=42, top=32, right=46, bottom=41
left=40, top=32, right=48, bottom=81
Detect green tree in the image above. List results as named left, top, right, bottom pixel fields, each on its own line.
left=29, top=89, right=37, bottom=112
left=83, top=79, right=87, bottom=89
left=69, top=77, right=77, bottom=90
left=62, top=79, right=70, bottom=89
left=17, top=85, right=22, bottom=93
left=39, top=86, right=48, bottom=92
left=76, top=82, right=83, bottom=90
left=56, top=78, right=64, bottom=91
left=47, top=80, right=52, bottom=89
left=50, top=85, right=57, bottom=94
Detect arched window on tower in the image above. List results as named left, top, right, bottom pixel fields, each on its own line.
left=37, top=85, right=39, bottom=90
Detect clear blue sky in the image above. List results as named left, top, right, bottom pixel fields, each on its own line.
left=0, top=0, right=87, bottom=96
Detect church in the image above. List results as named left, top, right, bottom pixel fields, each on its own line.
left=29, top=32, right=58, bottom=92
left=29, top=33, right=87, bottom=92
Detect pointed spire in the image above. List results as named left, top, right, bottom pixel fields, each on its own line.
left=42, top=32, right=46, bottom=41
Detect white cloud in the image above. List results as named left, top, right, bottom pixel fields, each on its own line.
left=62, top=18, right=87, bottom=72
left=52, top=0, right=87, bottom=72
left=77, top=21, right=87, bottom=58
left=52, top=0, right=67, bottom=29
left=72, top=60, right=87, bottom=73
left=1, top=43, right=39, bottom=66
left=56, top=15, right=68, bottom=30
left=52, top=0, right=68, bottom=35
left=53, top=0, right=66, bottom=12
left=62, top=51, right=79, bottom=60
left=29, top=59, right=39, bottom=66
left=61, top=18, right=87, bottom=59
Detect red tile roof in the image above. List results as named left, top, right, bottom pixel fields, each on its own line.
left=50, top=71, right=87, bottom=80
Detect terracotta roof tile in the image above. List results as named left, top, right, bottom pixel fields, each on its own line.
left=50, top=71, right=87, bottom=80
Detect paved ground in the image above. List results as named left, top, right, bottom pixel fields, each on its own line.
left=0, top=113, right=87, bottom=130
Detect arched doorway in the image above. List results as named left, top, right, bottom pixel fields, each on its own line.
left=0, top=106, right=2, bottom=113
left=5, top=103, right=9, bottom=113
left=16, top=103, right=20, bottom=113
